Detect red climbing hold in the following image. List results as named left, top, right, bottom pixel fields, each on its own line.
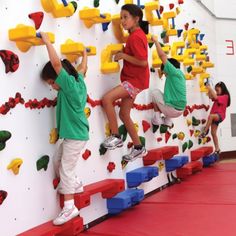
left=127, top=142, right=133, bottom=149
left=178, top=0, right=184, bottom=4
left=183, top=109, right=189, bottom=117
left=0, top=50, right=19, bottom=73
left=157, top=137, right=162, bottom=142
left=184, top=23, right=189, bottom=31
left=28, top=12, right=44, bottom=30
left=107, top=162, right=116, bottom=173
left=202, top=119, right=206, bottom=124
left=142, top=120, right=151, bottom=133
left=189, top=129, right=194, bottom=137
left=169, top=3, right=175, bottom=10
left=165, top=131, right=171, bottom=144
left=82, top=149, right=91, bottom=160
left=53, top=178, right=60, bottom=189
left=159, top=6, right=164, bottom=14
left=0, top=190, right=7, bottom=205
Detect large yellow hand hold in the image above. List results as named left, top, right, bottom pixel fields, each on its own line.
left=144, top=2, right=163, bottom=26
left=7, top=158, right=23, bottom=175
left=50, top=128, right=58, bottom=144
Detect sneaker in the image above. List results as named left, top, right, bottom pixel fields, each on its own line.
left=123, top=146, right=147, bottom=162
left=163, top=117, right=173, bottom=128
left=151, top=116, right=164, bottom=126
left=53, top=206, right=79, bottom=225
left=102, top=135, right=123, bottom=150
left=199, top=131, right=207, bottom=138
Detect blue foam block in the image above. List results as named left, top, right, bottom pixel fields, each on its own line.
left=107, top=189, right=144, bottom=214
left=126, top=167, right=158, bottom=188
left=165, top=156, right=189, bottom=172
left=203, top=153, right=218, bottom=167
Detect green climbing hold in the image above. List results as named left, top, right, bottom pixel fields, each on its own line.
left=36, top=155, right=49, bottom=171
left=198, top=138, right=202, bottom=145
left=187, top=66, right=193, bottom=73
left=188, top=140, right=193, bottom=149
left=94, top=0, right=99, bottom=7
left=139, top=136, right=146, bottom=147
left=115, top=0, right=120, bottom=4
left=161, top=31, right=167, bottom=39
left=160, top=124, right=168, bottom=134
left=182, top=142, right=188, bottom=152
left=172, top=133, right=177, bottom=139
left=71, top=1, right=78, bottom=12
left=192, top=116, right=200, bottom=126
left=99, top=144, right=107, bottom=155
left=0, top=130, right=11, bottom=151
left=152, top=124, right=159, bottom=133
left=148, top=42, right=154, bottom=48
left=119, top=124, right=128, bottom=142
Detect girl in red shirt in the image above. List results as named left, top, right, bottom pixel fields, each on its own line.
left=200, top=81, right=231, bottom=154
left=102, top=4, right=149, bottom=161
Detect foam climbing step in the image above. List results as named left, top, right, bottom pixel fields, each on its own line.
left=176, top=161, right=203, bottom=179
left=126, top=167, right=158, bottom=188
left=107, top=189, right=144, bottom=214
left=191, top=146, right=213, bottom=161
left=143, top=146, right=179, bottom=166
left=165, top=155, right=189, bottom=172
left=18, top=217, right=83, bottom=236
left=60, top=179, right=125, bottom=209
left=203, top=153, right=218, bottom=167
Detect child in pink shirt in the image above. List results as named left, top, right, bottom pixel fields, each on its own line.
left=200, top=81, right=231, bottom=154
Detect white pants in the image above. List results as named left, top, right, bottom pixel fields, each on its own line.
left=53, top=139, right=87, bottom=195
left=151, top=89, right=183, bottom=118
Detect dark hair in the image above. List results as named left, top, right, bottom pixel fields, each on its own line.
left=121, top=4, right=149, bottom=34
left=161, top=58, right=180, bottom=71
left=41, top=59, right=78, bottom=81
left=215, top=82, right=231, bottom=107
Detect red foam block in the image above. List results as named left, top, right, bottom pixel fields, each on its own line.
left=18, top=217, right=83, bottom=236
left=191, top=146, right=213, bottom=161
left=143, top=149, right=163, bottom=166
left=176, top=161, right=203, bottom=179
left=160, top=146, right=179, bottom=160
left=60, top=179, right=125, bottom=209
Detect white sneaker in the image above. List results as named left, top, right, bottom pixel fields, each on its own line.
left=123, top=146, right=147, bottom=162
left=53, top=206, right=79, bottom=225
left=102, top=135, right=123, bottom=150
left=163, top=117, right=173, bottom=127
left=151, top=116, right=164, bottom=126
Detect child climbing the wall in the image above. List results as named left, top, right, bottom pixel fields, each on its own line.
left=101, top=4, right=149, bottom=161
left=40, top=32, right=89, bottom=225
left=150, top=36, right=187, bottom=127
left=200, top=81, right=231, bottom=154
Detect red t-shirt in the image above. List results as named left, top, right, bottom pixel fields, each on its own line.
left=120, top=28, right=150, bottom=90
left=210, top=95, right=229, bottom=121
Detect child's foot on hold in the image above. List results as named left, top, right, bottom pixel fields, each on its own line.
left=102, top=134, right=123, bottom=150
left=53, top=206, right=79, bottom=225
left=163, top=117, right=173, bottom=128
left=151, top=115, right=164, bottom=126
left=199, top=128, right=209, bottom=138
left=215, top=149, right=221, bottom=155
left=123, top=145, right=147, bottom=162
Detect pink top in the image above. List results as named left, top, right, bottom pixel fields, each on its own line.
left=210, top=95, right=229, bottom=121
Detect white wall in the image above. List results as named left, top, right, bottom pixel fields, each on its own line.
left=0, top=0, right=228, bottom=235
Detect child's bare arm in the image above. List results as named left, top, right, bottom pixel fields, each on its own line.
left=77, top=49, right=88, bottom=76
left=114, top=52, right=147, bottom=67
left=206, top=84, right=217, bottom=100
left=41, top=32, right=62, bottom=75
left=151, top=35, right=167, bottom=65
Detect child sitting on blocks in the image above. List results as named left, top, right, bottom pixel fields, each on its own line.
left=151, top=36, right=187, bottom=127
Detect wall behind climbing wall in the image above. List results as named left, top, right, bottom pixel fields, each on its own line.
left=0, top=0, right=218, bottom=235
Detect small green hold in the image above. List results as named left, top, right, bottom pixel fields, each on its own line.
left=0, top=130, right=11, bottom=151
left=192, top=116, right=200, bottom=126
left=99, top=144, right=107, bottom=156
left=119, top=124, right=128, bottom=142
left=160, top=124, right=168, bottom=134
left=36, top=155, right=50, bottom=171
left=94, top=0, right=100, bottom=7
left=148, top=42, right=154, bottom=48
left=115, top=0, right=120, bottom=4
left=152, top=124, right=159, bottom=133
left=172, top=133, right=177, bottom=139
left=161, top=31, right=167, bottom=39
left=198, top=138, right=202, bottom=145
left=188, top=140, right=193, bottom=149
left=182, top=142, right=188, bottom=152
left=139, top=136, right=146, bottom=147
left=187, top=66, right=193, bottom=73
left=71, top=1, right=78, bottom=12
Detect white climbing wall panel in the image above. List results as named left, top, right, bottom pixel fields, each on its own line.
left=0, top=0, right=227, bottom=235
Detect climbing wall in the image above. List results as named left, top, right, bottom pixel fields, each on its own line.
left=0, top=0, right=219, bottom=235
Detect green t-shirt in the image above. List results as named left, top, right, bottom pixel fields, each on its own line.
left=163, top=61, right=187, bottom=110
left=55, top=68, right=89, bottom=140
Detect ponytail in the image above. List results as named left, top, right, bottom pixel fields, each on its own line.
left=61, top=59, right=78, bottom=80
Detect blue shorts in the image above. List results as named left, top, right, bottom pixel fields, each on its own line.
left=213, top=113, right=222, bottom=126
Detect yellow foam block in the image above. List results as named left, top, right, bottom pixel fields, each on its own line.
left=9, top=24, right=55, bottom=52
left=152, top=45, right=171, bottom=68
left=144, top=2, right=164, bottom=26
left=199, top=72, right=210, bottom=92
left=41, top=0, right=75, bottom=18
left=101, top=44, right=124, bottom=74
left=171, top=42, right=185, bottom=62
left=166, top=29, right=177, bottom=36
left=185, top=73, right=194, bottom=80
left=201, top=61, right=214, bottom=69
left=125, top=0, right=133, bottom=3
left=7, top=158, right=23, bottom=175
left=61, top=39, right=96, bottom=62
left=79, top=7, right=111, bottom=28
left=162, top=12, right=177, bottom=35
left=112, top=14, right=129, bottom=43
left=191, top=66, right=204, bottom=75
left=183, top=48, right=197, bottom=66
left=187, top=28, right=200, bottom=48
left=196, top=45, right=208, bottom=61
